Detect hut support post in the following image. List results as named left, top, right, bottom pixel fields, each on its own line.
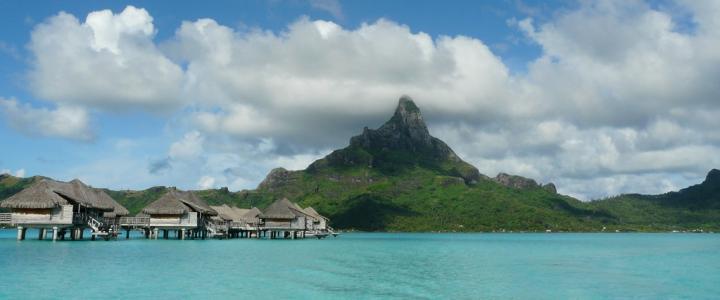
left=38, top=228, right=46, bottom=240
left=126, top=229, right=130, bottom=239
left=153, top=228, right=159, bottom=240
left=17, top=226, right=26, bottom=241
left=79, top=228, right=84, bottom=240
left=163, top=230, right=168, bottom=239
left=52, top=227, right=58, bottom=241
left=181, top=229, right=186, bottom=240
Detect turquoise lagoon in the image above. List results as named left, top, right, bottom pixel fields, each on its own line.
left=0, top=230, right=718, bottom=299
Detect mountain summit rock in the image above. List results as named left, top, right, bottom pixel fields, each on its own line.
left=309, top=96, right=483, bottom=184
left=374, top=95, right=432, bottom=146
left=705, top=169, right=720, bottom=185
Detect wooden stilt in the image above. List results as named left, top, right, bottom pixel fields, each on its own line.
left=52, top=227, right=58, bottom=242
left=17, top=226, right=25, bottom=241
left=126, top=229, right=131, bottom=239
left=38, top=228, right=46, bottom=240
left=163, top=229, right=168, bottom=239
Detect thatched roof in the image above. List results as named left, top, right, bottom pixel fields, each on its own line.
left=94, top=188, right=129, bottom=216
left=142, top=189, right=217, bottom=216
left=231, top=207, right=250, bottom=219
left=303, top=206, right=328, bottom=220
left=210, top=204, right=249, bottom=221
left=0, top=179, right=126, bottom=215
left=180, top=192, right=217, bottom=215
left=261, top=198, right=309, bottom=219
left=210, top=204, right=233, bottom=221
left=0, top=180, right=69, bottom=209
left=241, top=207, right=262, bottom=223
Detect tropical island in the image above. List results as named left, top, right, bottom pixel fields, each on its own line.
left=1, top=96, right=719, bottom=234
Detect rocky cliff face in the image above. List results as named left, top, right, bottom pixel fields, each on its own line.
left=348, top=96, right=459, bottom=160
left=257, top=167, right=300, bottom=192
left=493, top=173, right=557, bottom=193
left=493, top=173, right=538, bottom=189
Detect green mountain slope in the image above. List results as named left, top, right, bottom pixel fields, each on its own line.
left=587, top=169, right=720, bottom=231
left=1, top=97, right=718, bottom=232
left=245, top=96, right=615, bottom=231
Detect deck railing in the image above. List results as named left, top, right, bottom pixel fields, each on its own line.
left=72, top=214, right=87, bottom=225
left=263, top=221, right=296, bottom=229
left=0, top=213, right=11, bottom=224
left=119, top=217, right=150, bottom=226
left=102, top=217, right=118, bottom=225
left=230, top=221, right=246, bottom=227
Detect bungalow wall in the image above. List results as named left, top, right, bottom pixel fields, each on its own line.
left=264, top=216, right=309, bottom=230
left=316, top=218, right=327, bottom=230
left=10, top=205, right=73, bottom=226
left=149, top=212, right=198, bottom=227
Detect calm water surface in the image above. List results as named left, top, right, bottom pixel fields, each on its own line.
left=0, top=230, right=718, bottom=299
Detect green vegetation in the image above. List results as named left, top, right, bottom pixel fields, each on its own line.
left=103, top=186, right=169, bottom=215
left=1, top=167, right=718, bottom=232
left=585, top=170, right=720, bottom=231
left=1, top=99, right=718, bottom=232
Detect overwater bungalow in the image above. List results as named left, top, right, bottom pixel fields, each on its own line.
left=209, top=204, right=245, bottom=238
left=260, top=198, right=312, bottom=239
left=98, top=190, right=130, bottom=231
left=0, top=179, right=129, bottom=241
left=208, top=205, right=268, bottom=238
left=139, top=188, right=217, bottom=239
left=303, top=207, right=331, bottom=232
left=232, top=206, right=262, bottom=238
left=239, top=207, right=262, bottom=231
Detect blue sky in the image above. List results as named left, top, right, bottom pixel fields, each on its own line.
left=0, top=0, right=718, bottom=200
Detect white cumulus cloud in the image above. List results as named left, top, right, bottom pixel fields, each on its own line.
left=28, top=6, right=185, bottom=111
left=0, top=98, right=93, bottom=141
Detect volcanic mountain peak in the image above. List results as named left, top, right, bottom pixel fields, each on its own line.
left=377, top=95, right=431, bottom=144
left=350, top=96, right=447, bottom=153
left=310, top=95, right=483, bottom=184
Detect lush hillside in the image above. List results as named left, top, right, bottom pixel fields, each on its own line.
left=587, top=169, right=720, bottom=231
left=236, top=97, right=619, bottom=231
left=1, top=97, right=718, bottom=232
